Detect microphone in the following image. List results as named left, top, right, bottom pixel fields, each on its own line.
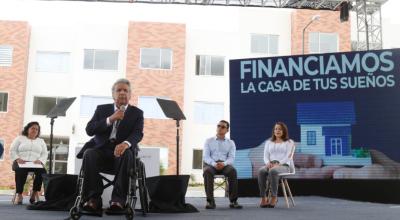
left=119, top=105, right=126, bottom=112
left=116, top=105, right=126, bottom=128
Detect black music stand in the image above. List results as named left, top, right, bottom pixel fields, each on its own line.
left=156, top=99, right=186, bottom=175
left=146, top=99, right=197, bottom=213
left=46, top=97, right=76, bottom=174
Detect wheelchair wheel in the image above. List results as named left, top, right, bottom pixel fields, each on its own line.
left=138, top=162, right=149, bottom=215
left=69, top=207, right=81, bottom=220
left=125, top=207, right=134, bottom=220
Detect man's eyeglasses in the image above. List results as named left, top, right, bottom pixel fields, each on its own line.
left=217, top=125, right=227, bottom=129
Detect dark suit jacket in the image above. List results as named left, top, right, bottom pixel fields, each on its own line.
left=0, top=142, right=3, bottom=159
left=77, top=103, right=144, bottom=158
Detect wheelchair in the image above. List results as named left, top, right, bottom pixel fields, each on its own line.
left=69, top=148, right=149, bottom=220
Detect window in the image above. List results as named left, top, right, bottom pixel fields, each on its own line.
left=194, top=101, right=224, bottom=125
left=84, top=49, right=118, bottom=70
left=140, top=145, right=169, bottom=175
left=80, top=96, right=113, bottom=117
left=33, top=96, right=65, bottom=116
left=159, top=147, right=168, bottom=174
left=196, top=55, right=224, bottom=76
left=0, top=93, right=8, bottom=112
left=0, top=139, right=4, bottom=160
left=307, top=131, right=316, bottom=145
left=0, top=45, right=13, bottom=67
left=43, top=137, right=69, bottom=174
left=36, top=51, right=70, bottom=73
left=309, top=32, right=338, bottom=53
left=192, top=149, right=203, bottom=169
left=140, top=48, right=172, bottom=70
left=138, top=96, right=168, bottom=119
left=330, top=138, right=343, bottom=155
left=251, top=34, right=279, bottom=54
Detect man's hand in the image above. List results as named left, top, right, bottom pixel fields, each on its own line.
left=271, top=163, right=279, bottom=168
left=33, top=160, right=42, bottom=165
left=109, top=110, right=125, bottom=124
left=16, top=158, right=25, bottom=164
left=114, top=142, right=129, bottom=157
left=215, top=162, right=225, bottom=171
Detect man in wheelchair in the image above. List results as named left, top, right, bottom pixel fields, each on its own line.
left=75, top=78, right=144, bottom=216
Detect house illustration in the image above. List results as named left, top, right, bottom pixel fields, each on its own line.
left=297, top=101, right=371, bottom=166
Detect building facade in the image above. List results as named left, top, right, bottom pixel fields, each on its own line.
left=0, top=1, right=350, bottom=187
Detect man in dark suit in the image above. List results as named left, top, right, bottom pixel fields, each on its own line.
left=81, top=78, right=144, bottom=213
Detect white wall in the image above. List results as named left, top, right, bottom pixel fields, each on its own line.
left=299, top=125, right=325, bottom=155
left=1, top=1, right=290, bottom=178
left=381, top=0, right=400, bottom=49
left=181, top=7, right=293, bottom=181
left=21, top=12, right=129, bottom=173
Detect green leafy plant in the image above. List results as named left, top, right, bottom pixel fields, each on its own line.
left=159, top=164, right=166, bottom=175
left=352, top=148, right=371, bottom=158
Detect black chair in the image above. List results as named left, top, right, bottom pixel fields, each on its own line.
left=69, top=147, right=149, bottom=220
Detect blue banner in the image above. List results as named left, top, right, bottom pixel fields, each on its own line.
left=230, top=49, right=400, bottom=179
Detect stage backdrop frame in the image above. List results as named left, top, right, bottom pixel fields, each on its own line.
left=230, top=49, right=400, bottom=202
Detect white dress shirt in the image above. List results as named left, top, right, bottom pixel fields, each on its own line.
left=203, top=136, right=236, bottom=167
left=106, top=104, right=131, bottom=147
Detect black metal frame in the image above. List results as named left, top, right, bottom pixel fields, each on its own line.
left=69, top=151, right=149, bottom=220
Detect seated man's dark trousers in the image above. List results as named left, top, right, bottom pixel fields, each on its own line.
left=82, top=142, right=135, bottom=206
left=203, top=162, right=238, bottom=203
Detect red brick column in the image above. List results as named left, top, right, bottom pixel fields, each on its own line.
left=126, top=22, right=186, bottom=175
left=291, top=9, right=351, bottom=55
left=0, top=20, right=30, bottom=187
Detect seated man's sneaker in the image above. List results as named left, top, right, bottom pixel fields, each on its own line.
left=205, top=200, right=216, bottom=209
left=229, top=201, right=243, bottom=209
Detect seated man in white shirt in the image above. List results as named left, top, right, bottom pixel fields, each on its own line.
left=202, top=120, right=242, bottom=209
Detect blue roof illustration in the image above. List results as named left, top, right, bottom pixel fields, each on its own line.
left=297, top=102, right=356, bottom=125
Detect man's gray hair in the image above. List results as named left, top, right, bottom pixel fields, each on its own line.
left=112, top=78, right=132, bottom=93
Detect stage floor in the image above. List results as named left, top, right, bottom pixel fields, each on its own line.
left=0, top=195, right=398, bottom=220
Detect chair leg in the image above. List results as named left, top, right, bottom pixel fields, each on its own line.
left=11, top=192, right=16, bottom=204
left=284, top=179, right=295, bottom=207
left=265, top=180, right=271, bottom=201
left=224, top=178, right=229, bottom=198
left=280, top=179, right=289, bottom=208
left=213, top=177, right=229, bottom=197
left=29, top=174, right=35, bottom=196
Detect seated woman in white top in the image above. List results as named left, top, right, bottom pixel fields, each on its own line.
left=258, top=122, right=295, bottom=208
left=10, top=121, right=48, bottom=205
